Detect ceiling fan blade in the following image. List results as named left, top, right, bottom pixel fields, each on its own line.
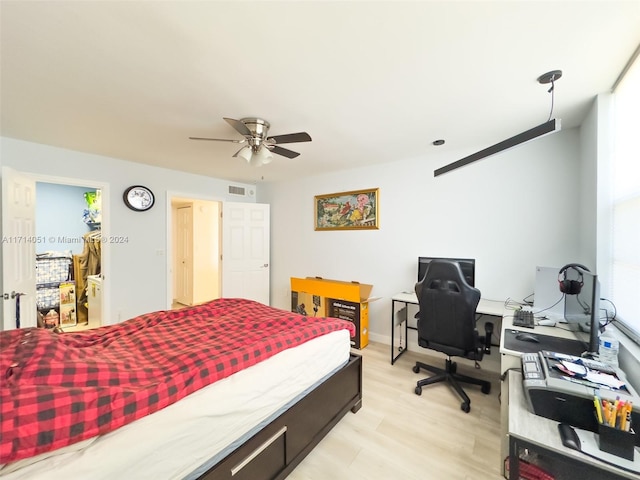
left=224, top=117, right=253, bottom=137
left=189, top=136, right=245, bottom=143
left=267, top=132, right=312, bottom=144
left=270, top=145, right=300, bottom=159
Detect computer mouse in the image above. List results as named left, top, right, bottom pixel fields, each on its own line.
left=515, top=333, right=540, bottom=343
left=538, top=318, right=557, bottom=327
left=558, top=423, right=581, bottom=451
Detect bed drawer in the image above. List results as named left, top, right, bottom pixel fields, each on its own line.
left=198, top=353, right=362, bottom=480
left=285, top=353, right=362, bottom=461
left=200, top=424, right=287, bottom=480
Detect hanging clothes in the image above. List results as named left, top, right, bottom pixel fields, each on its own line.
left=76, top=230, right=101, bottom=319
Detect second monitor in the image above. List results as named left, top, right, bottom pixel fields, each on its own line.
left=418, top=257, right=476, bottom=287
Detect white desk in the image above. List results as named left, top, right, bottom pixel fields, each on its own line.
left=508, top=370, right=638, bottom=479
left=500, top=312, right=601, bottom=478
left=390, top=291, right=504, bottom=364
left=499, top=312, right=589, bottom=360
left=499, top=311, right=591, bottom=380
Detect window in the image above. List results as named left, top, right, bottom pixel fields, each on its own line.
left=609, top=51, right=640, bottom=343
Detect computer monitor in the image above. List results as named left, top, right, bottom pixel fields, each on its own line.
left=563, top=269, right=601, bottom=355
left=418, top=257, right=476, bottom=287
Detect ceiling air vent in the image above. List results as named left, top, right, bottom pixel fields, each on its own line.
left=228, top=185, right=246, bottom=196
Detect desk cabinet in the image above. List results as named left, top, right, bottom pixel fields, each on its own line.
left=507, top=372, right=637, bottom=480
left=499, top=312, right=590, bottom=475
left=497, top=308, right=640, bottom=479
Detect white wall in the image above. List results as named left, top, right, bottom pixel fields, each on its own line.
left=0, top=137, right=255, bottom=323
left=35, top=183, right=97, bottom=254
left=260, top=127, right=587, bottom=345
left=1, top=127, right=590, bottom=344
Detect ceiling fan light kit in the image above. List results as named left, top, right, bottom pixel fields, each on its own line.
left=237, top=145, right=274, bottom=167
left=236, top=146, right=253, bottom=163
left=254, top=147, right=273, bottom=165
left=434, top=69, right=563, bottom=177
left=190, top=117, right=311, bottom=167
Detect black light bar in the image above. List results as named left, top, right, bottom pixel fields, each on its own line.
left=434, top=118, right=561, bottom=177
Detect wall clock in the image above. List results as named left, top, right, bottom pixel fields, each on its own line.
left=123, top=185, right=155, bottom=212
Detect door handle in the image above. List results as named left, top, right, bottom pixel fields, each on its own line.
left=3, top=292, right=26, bottom=328
left=3, top=291, right=25, bottom=300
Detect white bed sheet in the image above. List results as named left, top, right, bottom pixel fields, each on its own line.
left=0, top=329, right=351, bottom=480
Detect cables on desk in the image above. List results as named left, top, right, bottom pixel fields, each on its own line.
left=504, top=297, right=530, bottom=311
left=500, top=367, right=522, bottom=382
left=498, top=367, right=523, bottom=406
left=599, top=297, right=616, bottom=327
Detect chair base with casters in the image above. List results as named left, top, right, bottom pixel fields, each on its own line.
left=413, top=357, right=491, bottom=413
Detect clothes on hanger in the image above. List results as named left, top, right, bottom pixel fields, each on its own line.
left=76, top=230, right=102, bottom=318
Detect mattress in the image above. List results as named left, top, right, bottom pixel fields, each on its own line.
left=0, top=329, right=351, bottom=480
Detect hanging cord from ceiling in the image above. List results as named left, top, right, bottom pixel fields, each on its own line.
left=546, top=78, right=556, bottom=122
left=537, top=69, right=563, bottom=122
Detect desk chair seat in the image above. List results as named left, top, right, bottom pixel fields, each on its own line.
left=413, top=260, right=491, bottom=413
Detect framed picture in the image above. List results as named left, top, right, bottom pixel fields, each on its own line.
left=314, top=188, right=379, bottom=231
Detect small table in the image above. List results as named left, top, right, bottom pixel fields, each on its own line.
left=390, top=291, right=503, bottom=364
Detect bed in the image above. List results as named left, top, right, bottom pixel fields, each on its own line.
left=0, top=298, right=363, bottom=479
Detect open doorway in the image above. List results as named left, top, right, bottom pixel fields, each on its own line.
left=170, top=197, right=221, bottom=308
left=1, top=167, right=108, bottom=331
left=166, top=196, right=271, bottom=309
left=35, top=182, right=103, bottom=330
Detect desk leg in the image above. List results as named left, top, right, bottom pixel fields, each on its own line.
left=508, top=436, right=519, bottom=480
left=391, top=300, right=408, bottom=365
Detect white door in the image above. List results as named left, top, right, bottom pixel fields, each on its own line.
left=222, top=202, right=270, bottom=305
left=1, top=167, right=37, bottom=329
left=175, top=205, right=194, bottom=305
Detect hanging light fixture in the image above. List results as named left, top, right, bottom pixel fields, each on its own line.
left=236, top=146, right=253, bottom=164
left=434, top=70, right=563, bottom=177
left=254, top=146, right=273, bottom=165
left=238, top=145, right=274, bottom=167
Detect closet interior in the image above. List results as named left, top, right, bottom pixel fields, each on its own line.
left=35, top=184, right=102, bottom=331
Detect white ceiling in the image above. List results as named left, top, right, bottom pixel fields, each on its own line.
left=2, top=1, right=639, bottom=184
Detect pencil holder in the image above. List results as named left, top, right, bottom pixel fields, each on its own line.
left=598, top=423, right=635, bottom=460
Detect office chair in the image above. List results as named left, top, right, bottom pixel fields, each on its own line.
left=412, top=259, right=491, bottom=413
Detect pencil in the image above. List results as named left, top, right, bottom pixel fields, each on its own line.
left=594, top=396, right=603, bottom=424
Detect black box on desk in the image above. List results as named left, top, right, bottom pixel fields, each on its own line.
left=598, top=424, right=635, bottom=461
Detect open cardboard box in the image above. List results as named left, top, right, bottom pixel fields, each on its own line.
left=290, top=277, right=375, bottom=349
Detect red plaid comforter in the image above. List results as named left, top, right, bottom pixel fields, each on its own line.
left=0, top=298, right=355, bottom=463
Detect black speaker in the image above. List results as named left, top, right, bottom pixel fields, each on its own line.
left=558, top=263, right=590, bottom=295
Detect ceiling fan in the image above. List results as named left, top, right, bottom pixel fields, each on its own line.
left=189, top=117, right=312, bottom=166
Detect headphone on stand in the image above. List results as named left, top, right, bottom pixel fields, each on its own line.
left=558, top=263, right=590, bottom=295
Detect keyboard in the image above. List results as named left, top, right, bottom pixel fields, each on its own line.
left=513, top=309, right=535, bottom=328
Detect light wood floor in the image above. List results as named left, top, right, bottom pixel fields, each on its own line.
left=288, top=342, right=505, bottom=480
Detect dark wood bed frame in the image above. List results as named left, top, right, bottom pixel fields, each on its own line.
left=198, top=353, right=363, bottom=480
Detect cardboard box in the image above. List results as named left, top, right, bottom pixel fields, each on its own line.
left=290, top=277, right=374, bottom=349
